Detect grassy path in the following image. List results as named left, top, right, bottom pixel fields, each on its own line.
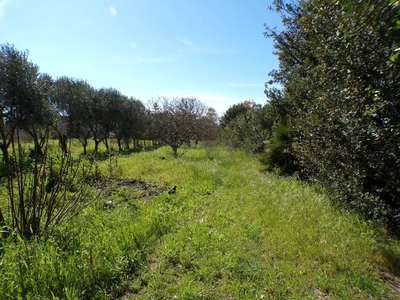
left=118, top=146, right=400, bottom=299
left=1, top=145, right=399, bottom=299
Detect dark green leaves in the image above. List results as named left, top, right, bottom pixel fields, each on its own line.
left=264, top=0, right=400, bottom=233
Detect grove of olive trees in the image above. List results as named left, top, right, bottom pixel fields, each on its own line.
left=0, top=43, right=218, bottom=237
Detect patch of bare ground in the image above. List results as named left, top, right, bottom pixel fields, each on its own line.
left=99, top=178, right=175, bottom=208
left=115, top=179, right=165, bottom=198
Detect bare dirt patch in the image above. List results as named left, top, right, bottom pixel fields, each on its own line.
left=98, top=178, right=173, bottom=208
left=115, top=178, right=166, bottom=198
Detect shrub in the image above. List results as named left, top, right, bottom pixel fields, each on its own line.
left=260, top=123, right=298, bottom=176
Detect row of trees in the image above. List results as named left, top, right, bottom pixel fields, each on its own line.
left=0, top=43, right=219, bottom=237
left=0, top=43, right=219, bottom=161
left=53, top=78, right=147, bottom=154
left=221, top=0, right=400, bottom=233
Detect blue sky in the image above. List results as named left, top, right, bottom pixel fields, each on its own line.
left=0, top=0, right=281, bottom=115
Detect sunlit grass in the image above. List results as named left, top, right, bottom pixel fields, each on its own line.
left=0, top=142, right=399, bottom=299
left=123, top=145, right=399, bottom=299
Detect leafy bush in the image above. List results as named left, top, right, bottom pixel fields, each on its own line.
left=3, top=136, right=101, bottom=238
left=265, top=0, right=400, bottom=232
left=220, top=102, right=271, bottom=153
left=260, top=123, right=298, bottom=176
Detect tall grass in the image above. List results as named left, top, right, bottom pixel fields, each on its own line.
left=0, top=143, right=399, bottom=299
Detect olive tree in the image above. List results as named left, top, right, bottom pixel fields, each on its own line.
left=0, top=44, right=28, bottom=165
left=0, top=44, right=53, bottom=163
left=52, top=77, right=94, bottom=154
left=88, top=88, right=109, bottom=153
left=121, top=98, right=147, bottom=150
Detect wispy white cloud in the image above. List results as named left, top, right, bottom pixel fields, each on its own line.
left=0, top=0, right=17, bottom=24
left=116, top=54, right=179, bottom=64
left=109, top=7, right=117, bottom=16
left=176, top=37, right=233, bottom=54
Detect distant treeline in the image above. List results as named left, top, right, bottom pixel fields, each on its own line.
left=0, top=43, right=219, bottom=159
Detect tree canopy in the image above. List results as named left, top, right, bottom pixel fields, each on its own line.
left=149, top=97, right=216, bottom=155
left=0, top=44, right=220, bottom=160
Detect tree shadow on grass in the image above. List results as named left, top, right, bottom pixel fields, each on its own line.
left=379, top=245, right=400, bottom=296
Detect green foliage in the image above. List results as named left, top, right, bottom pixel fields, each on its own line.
left=0, top=44, right=53, bottom=163
left=264, top=0, right=400, bottom=232
left=2, top=134, right=102, bottom=238
left=260, top=123, right=298, bottom=176
left=219, top=102, right=250, bottom=128
left=220, top=102, right=271, bottom=153
left=1, top=43, right=220, bottom=159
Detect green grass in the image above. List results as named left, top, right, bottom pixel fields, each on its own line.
left=1, top=143, right=399, bottom=299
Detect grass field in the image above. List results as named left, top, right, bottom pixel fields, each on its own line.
left=1, top=143, right=399, bottom=299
